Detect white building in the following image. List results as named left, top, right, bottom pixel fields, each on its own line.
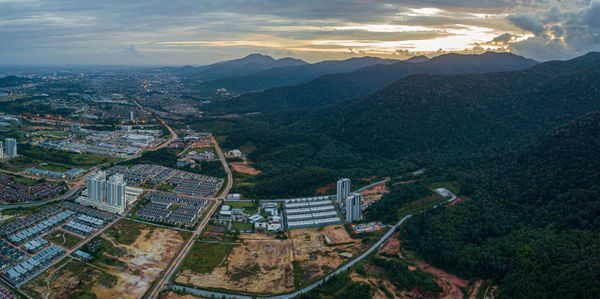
left=336, top=178, right=351, bottom=203
left=345, top=192, right=362, bottom=222
left=0, top=141, right=3, bottom=159
left=78, top=171, right=128, bottom=214
left=5, top=138, right=17, bottom=157
left=122, top=134, right=154, bottom=146
left=228, top=149, right=242, bottom=157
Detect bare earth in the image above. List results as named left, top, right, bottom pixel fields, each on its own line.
left=415, top=260, right=469, bottom=299
left=176, top=225, right=359, bottom=295
left=360, top=182, right=390, bottom=205
left=230, top=162, right=261, bottom=175
left=160, top=291, right=206, bottom=299
left=24, top=223, right=186, bottom=299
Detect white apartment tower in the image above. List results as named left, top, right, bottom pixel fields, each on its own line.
left=0, top=141, right=4, bottom=159
left=345, top=192, right=362, bottom=222
left=79, top=170, right=127, bottom=214
left=129, top=111, right=134, bottom=122
left=336, top=178, right=351, bottom=203
left=106, top=174, right=126, bottom=207
left=5, top=138, right=17, bottom=157
left=87, top=171, right=106, bottom=202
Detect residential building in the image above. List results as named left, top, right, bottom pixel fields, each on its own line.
left=5, top=138, right=17, bottom=157
left=336, top=178, right=350, bottom=203
left=345, top=192, right=362, bottom=222
left=0, top=141, right=3, bottom=159
left=78, top=171, right=128, bottom=214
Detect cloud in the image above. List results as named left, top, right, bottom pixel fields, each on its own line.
left=0, top=0, right=596, bottom=64
left=502, top=0, right=600, bottom=61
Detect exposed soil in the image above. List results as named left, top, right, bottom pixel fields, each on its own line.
left=448, top=197, right=469, bottom=206
left=414, top=260, right=468, bottom=299
left=24, top=223, right=186, bottom=299
left=176, top=225, right=359, bottom=295
left=230, top=162, right=261, bottom=175
left=316, top=183, right=335, bottom=195
left=160, top=291, right=206, bottom=299
left=360, top=182, right=390, bottom=205
left=380, top=232, right=401, bottom=255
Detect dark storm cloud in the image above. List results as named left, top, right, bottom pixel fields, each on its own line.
left=0, top=0, right=596, bottom=64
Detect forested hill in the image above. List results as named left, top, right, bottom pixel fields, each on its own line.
left=309, top=52, right=600, bottom=158
left=401, top=111, right=600, bottom=298
left=209, top=52, right=537, bottom=113
left=197, top=56, right=402, bottom=94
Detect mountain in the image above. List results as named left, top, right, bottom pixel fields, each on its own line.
left=405, top=55, right=429, bottom=63
left=210, top=52, right=538, bottom=113
left=306, top=52, right=600, bottom=158
left=175, top=53, right=308, bottom=81
left=197, top=56, right=402, bottom=93
left=400, top=111, right=600, bottom=297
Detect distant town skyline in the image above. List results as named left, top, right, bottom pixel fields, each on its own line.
left=1, top=0, right=599, bottom=65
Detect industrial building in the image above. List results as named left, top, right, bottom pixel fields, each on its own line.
left=284, top=197, right=341, bottom=229
left=336, top=178, right=350, bottom=203
left=345, top=192, right=362, bottom=222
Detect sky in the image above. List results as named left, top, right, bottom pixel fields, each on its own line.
left=1, top=0, right=599, bottom=65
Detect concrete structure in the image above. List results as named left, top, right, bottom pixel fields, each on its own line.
left=345, top=192, right=362, bottom=222
left=5, top=138, right=17, bottom=157
left=129, top=110, right=134, bottom=122
left=0, top=141, right=3, bottom=159
left=77, top=171, right=128, bottom=214
left=122, top=134, right=154, bottom=146
left=336, top=178, right=350, bottom=203
left=228, top=149, right=242, bottom=157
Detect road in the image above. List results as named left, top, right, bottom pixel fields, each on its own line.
left=168, top=215, right=413, bottom=299
left=132, top=98, right=178, bottom=151
left=211, top=136, right=233, bottom=200
left=145, top=126, right=233, bottom=299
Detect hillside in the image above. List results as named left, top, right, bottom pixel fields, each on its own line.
left=196, top=56, right=401, bottom=93
left=310, top=52, right=600, bottom=158
left=210, top=52, right=538, bottom=113
left=400, top=111, right=600, bottom=298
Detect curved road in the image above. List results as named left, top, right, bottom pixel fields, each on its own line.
left=168, top=215, right=412, bottom=299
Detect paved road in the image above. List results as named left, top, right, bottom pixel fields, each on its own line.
left=168, top=214, right=413, bottom=299
left=132, top=98, right=178, bottom=151
left=147, top=136, right=233, bottom=299
left=355, top=179, right=391, bottom=193
left=211, top=136, right=233, bottom=200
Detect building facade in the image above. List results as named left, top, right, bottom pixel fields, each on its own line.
left=79, top=170, right=127, bottom=214
left=336, top=178, right=351, bottom=203
left=5, top=138, right=17, bottom=157
left=345, top=192, right=362, bottom=222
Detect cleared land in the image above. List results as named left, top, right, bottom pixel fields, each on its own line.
left=176, top=225, right=364, bottom=295
left=360, top=182, right=390, bottom=205
left=23, top=219, right=188, bottom=299
left=229, top=162, right=261, bottom=175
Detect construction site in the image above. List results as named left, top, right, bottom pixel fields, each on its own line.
left=175, top=225, right=364, bottom=296
left=21, top=219, right=188, bottom=298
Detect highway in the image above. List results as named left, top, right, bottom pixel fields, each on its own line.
left=168, top=215, right=413, bottom=299
left=132, top=97, right=178, bottom=151
left=145, top=127, right=233, bottom=299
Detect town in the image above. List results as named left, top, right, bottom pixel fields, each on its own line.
left=0, top=73, right=408, bottom=299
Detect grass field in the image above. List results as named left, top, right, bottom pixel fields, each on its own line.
left=46, top=230, right=84, bottom=249
left=104, top=218, right=155, bottom=245
left=11, top=175, right=39, bottom=186
left=230, top=221, right=252, bottom=231
left=36, top=163, right=70, bottom=172
left=179, top=241, right=235, bottom=274
left=0, top=144, right=119, bottom=172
